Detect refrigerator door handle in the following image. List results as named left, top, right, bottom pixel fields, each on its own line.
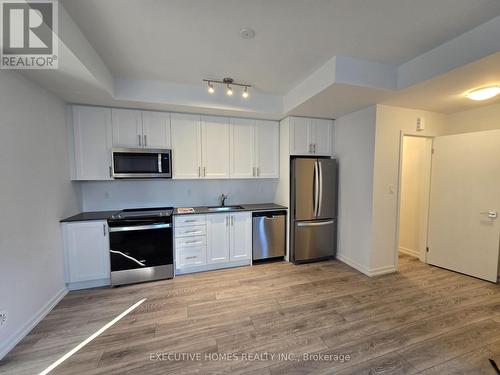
left=297, top=220, right=334, bottom=227
left=318, top=161, right=323, bottom=217
left=313, top=161, right=319, bottom=217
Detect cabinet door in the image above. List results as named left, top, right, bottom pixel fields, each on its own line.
left=255, top=120, right=279, bottom=178
left=230, top=118, right=255, bottom=178
left=290, top=117, right=312, bottom=155
left=111, top=109, right=142, bottom=148
left=311, top=118, right=332, bottom=156
left=207, top=214, right=230, bottom=264
left=171, top=113, right=202, bottom=179
left=64, top=221, right=110, bottom=283
left=73, top=106, right=112, bottom=180
left=202, top=116, right=230, bottom=178
left=142, top=111, right=171, bottom=149
left=230, top=212, right=252, bottom=261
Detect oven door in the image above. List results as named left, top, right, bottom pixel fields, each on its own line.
left=112, top=148, right=171, bottom=178
left=109, top=223, right=173, bottom=272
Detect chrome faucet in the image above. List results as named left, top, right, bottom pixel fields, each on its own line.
left=219, top=193, right=228, bottom=207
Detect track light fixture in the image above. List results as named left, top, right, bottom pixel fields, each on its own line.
left=203, top=78, right=250, bottom=98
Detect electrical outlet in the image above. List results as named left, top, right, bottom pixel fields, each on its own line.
left=0, top=310, right=7, bottom=328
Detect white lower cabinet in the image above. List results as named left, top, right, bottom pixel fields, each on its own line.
left=62, top=220, right=110, bottom=290
left=175, top=212, right=252, bottom=275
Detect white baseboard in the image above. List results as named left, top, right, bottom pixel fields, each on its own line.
left=336, top=253, right=396, bottom=277
left=398, top=247, right=420, bottom=258
left=0, top=287, right=68, bottom=360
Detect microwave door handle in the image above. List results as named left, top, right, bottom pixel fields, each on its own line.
left=158, top=154, right=162, bottom=173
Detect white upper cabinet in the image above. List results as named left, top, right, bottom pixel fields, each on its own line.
left=230, top=118, right=255, bottom=178
left=206, top=214, right=230, bottom=264
left=171, top=113, right=202, bottom=179
left=255, top=120, right=279, bottom=178
left=201, top=116, right=231, bottom=179
left=310, top=118, right=332, bottom=155
left=289, top=116, right=333, bottom=156
left=142, top=111, right=171, bottom=149
left=290, top=117, right=311, bottom=155
left=230, top=212, right=252, bottom=261
left=72, top=106, right=113, bottom=180
left=111, top=109, right=143, bottom=148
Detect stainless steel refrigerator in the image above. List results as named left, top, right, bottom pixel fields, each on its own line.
left=290, top=158, right=337, bottom=263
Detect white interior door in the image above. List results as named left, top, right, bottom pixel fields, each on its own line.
left=427, top=130, right=500, bottom=282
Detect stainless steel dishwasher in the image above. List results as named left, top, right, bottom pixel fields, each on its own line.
left=252, top=210, right=286, bottom=260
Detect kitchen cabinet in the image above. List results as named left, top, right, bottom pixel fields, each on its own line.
left=141, top=111, right=171, bottom=149
left=229, top=212, right=252, bottom=261
left=255, top=120, right=279, bottom=178
left=230, top=118, right=279, bottom=178
left=201, top=116, right=230, bottom=178
left=112, top=109, right=171, bottom=149
left=290, top=116, right=333, bottom=156
left=175, top=212, right=252, bottom=274
left=72, top=105, right=113, bottom=180
left=171, top=113, right=202, bottom=179
left=62, top=220, right=110, bottom=289
left=111, top=109, right=143, bottom=148
left=206, top=214, right=231, bottom=264
left=230, top=118, right=255, bottom=178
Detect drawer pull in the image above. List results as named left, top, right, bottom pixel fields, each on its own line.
left=185, top=256, right=197, bottom=260
left=184, top=219, right=197, bottom=223
left=183, top=230, right=203, bottom=234
left=184, top=240, right=202, bottom=245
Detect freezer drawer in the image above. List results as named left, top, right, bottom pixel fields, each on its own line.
left=252, top=211, right=286, bottom=260
left=293, top=219, right=336, bottom=263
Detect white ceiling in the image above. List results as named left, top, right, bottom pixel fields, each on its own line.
left=61, top=0, right=500, bottom=94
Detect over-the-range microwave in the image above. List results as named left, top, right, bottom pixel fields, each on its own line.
left=112, top=148, right=172, bottom=179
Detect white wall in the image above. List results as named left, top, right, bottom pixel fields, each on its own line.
left=398, top=136, right=432, bottom=259
left=332, top=106, right=377, bottom=274
left=444, top=102, right=500, bottom=135
left=370, top=105, right=447, bottom=272
left=0, top=71, right=81, bottom=358
left=81, top=179, right=278, bottom=211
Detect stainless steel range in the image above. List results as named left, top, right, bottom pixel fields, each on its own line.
left=108, top=207, right=174, bottom=286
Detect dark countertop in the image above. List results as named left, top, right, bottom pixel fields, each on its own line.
left=61, top=204, right=288, bottom=222
left=60, top=210, right=120, bottom=223
left=173, top=203, right=287, bottom=215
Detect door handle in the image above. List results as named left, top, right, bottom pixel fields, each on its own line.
left=480, top=211, right=498, bottom=219
left=138, top=134, right=142, bottom=147
left=144, top=134, right=147, bottom=147
left=297, top=220, right=334, bottom=227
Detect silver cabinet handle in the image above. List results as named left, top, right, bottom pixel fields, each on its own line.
left=198, top=166, right=201, bottom=177
left=109, top=166, right=113, bottom=178
left=183, top=230, right=203, bottom=234
left=231, top=215, right=234, bottom=226
left=256, top=167, right=260, bottom=177
left=253, top=167, right=255, bottom=177
left=184, top=219, right=197, bottom=223
left=184, top=240, right=202, bottom=244
left=138, top=134, right=142, bottom=146
left=185, top=256, right=197, bottom=260
left=203, top=166, right=206, bottom=177
left=313, top=144, right=316, bottom=153
left=103, top=224, right=107, bottom=237
left=144, top=134, right=147, bottom=147
left=226, top=216, right=229, bottom=227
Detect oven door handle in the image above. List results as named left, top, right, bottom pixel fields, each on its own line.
left=110, top=250, right=146, bottom=267
left=109, top=223, right=171, bottom=232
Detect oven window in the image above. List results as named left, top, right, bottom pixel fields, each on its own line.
left=109, top=227, right=173, bottom=271
left=113, top=152, right=160, bottom=174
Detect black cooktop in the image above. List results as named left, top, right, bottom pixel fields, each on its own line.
left=108, top=207, right=173, bottom=224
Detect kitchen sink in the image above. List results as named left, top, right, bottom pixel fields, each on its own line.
left=207, top=205, right=244, bottom=212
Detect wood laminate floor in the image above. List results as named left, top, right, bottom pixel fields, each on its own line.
left=2, top=254, right=500, bottom=374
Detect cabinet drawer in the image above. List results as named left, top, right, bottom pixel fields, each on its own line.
left=175, top=215, right=206, bottom=227
left=175, top=225, right=206, bottom=238
left=177, top=246, right=207, bottom=268
left=176, top=236, right=207, bottom=248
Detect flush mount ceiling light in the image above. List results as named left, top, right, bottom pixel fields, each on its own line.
left=203, top=78, right=251, bottom=98
left=465, top=86, right=500, bottom=101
